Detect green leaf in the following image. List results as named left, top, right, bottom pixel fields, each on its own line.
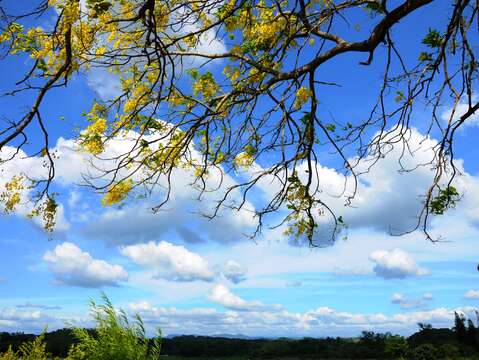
left=187, top=68, right=199, bottom=80
left=430, top=186, right=460, bottom=215
left=325, top=123, right=336, bottom=132
left=418, top=52, right=433, bottom=62
left=422, top=28, right=442, bottom=48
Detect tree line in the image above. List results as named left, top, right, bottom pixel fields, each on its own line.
left=2, top=310, right=479, bottom=359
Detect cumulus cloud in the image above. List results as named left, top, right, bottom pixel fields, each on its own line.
left=0, top=305, right=92, bottom=334
left=369, top=249, right=428, bottom=279
left=83, top=200, right=255, bottom=245
left=4, top=122, right=479, bottom=248
left=43, top=242, right=128, bottom=287
left=2, top=293, right=478, bottom=338
left=391, top=293, right=405, bottom=304
left=391, top=293, right=433, bottom=310
left=249, top=128, right=442, bottom=240
left=465, top=290, right=479, bottom=299
left=221, top=260, right=247, bottom=284
left=1, top=130, right=257, bottom=245
left=0, top=308, right=54, bottom=332
left=208, top=284, right=280, bottom=312
left=125, top=300, right=479, bottom=338
left=248, top=127, right=479, bottom=246
left=121, top=241, right=215, bottom=282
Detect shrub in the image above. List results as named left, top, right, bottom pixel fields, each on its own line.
left=0, top=346, right=17, bottom=360
left=0, top=294, right=161, bottom=360
left=411, top=343, right=440, bottom=360
left=384, top=335, right=410, bottom=359
left=70, top=293, right=161, bottom=360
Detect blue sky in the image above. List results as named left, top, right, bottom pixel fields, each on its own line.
left=1, top=0, right=479, bottom=338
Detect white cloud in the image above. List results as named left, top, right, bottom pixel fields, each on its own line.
left=125, top=300, right=479, bottom=337
left=422, top=293, right=434, bottom=301
left=43, top=242, right=128, bottom=287
left=1, top=130, right=257, bottom=244
left=248, top=128, right=443, bottom=241
left=441, top=97, right=479, bottom=127
left=247, top=127, right=479, bottom=246
left=221, top=260, right=247, bottom=284
left=208, top=284, right=280, bottom=312
left=86, top=68, right=122, bottom=101
left=369, top=249, right=428, bottom=279
left=82, top=199, right=255, bottom=245
left=121, top=241, right=215, bottom=282
left=0, top=308, right=57, bottom=332
left=0, top=305, right=91, bottom=334
left=4, top=123, right=479, bottom=249
left=465, top=290, right=479, bottom=299
left=68, top=191, right=81, bottom=208
left=391, top=293, right=404, bottom=304
left=390, top=293, right=432, bottom=310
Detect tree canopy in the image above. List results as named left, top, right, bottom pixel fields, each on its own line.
left=0, top=0, right=477, bottom=244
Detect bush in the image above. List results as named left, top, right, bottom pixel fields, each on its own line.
left=71, top=294, right=161, bottom=360
left=0, top=294, right=161, bottom=360
left=385, top=335, right=410, bottom=359
left=411, top=343, right=440, bottom=360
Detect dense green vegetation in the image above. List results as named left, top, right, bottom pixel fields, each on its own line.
left=0, top=295, right=161, bottom=360
left=1, top=300, right=479, bottom=359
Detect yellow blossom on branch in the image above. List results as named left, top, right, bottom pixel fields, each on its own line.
left=101, top=180, right=134, bottom=206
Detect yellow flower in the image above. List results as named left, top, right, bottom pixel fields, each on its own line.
left=95, top=46, right=107, bottom=56
left=233, top=152, right=254, bottom=168
left=192, top=72, right=219, bottom=99
left=294, top=87, right=312, bottom=109
left=86, top=118, right=107, bottom=134
left=0, top=175, right=25, bottom=213
left=101, top=180, right=133, bottom=206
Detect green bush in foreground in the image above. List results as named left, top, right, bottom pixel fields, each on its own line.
left=0, top=294, right=161, bottom=360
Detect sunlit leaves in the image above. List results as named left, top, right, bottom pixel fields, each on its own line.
left=422, top=28, right=442, bottom=48
left=80, top=103, right=109, bottom=155
left=192, top=72, right=219, bottom=100
left=430, top=186, right=460, bottom=215
left=294, top=87, right=312, bottom=109
left=0, top=0, right=466, bottom=242
left=101, top=180, right=134, bottom=207
left=0, top=175, right=24, bottom=213
left=0, top=295, right=162, bottom=359
left=86, top=0, right=112, bottom=18
left=284, top=171, right=316, bottom=240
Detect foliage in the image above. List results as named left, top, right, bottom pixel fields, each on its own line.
left=411, top=343, right=441, bottom=360
left=71, top=293, right=161, bottom=360
left=4, top=308, right=479, bottom=359
left=0, top=295, right=161, bottom=360
left=385, top=335, right=410, bottom=359
left=1, top=325, right=479, bottom=359
left=422, top=28, right=442, bottom=48
left=430, top=186, right=460, bottom=215
left=0, top=333, right=53, bottom=360
left=0, top=347, right=17, bottom=360
left=0, top=0, right=477, bottom=245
